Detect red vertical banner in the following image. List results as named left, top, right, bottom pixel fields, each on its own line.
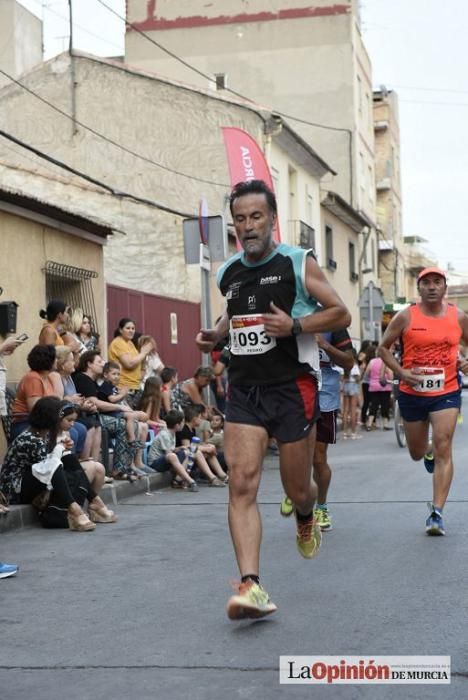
left=222, top=127, right=281, bottom=244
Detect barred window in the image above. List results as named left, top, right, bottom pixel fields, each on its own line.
left=43, top=260, right=99, bottom=332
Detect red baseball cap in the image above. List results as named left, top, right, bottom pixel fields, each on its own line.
left=417, top=267, right=446, bottom=283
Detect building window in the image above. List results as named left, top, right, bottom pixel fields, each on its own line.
left=325, top=225, right=336, bottom=270
left=43, top=260, right=99, bottom=332
left=299, top=221, right=315, bottom=251
left=357, top=75, right=362, bottom=113
left=349, top=242, right=358, bottom=281
left=368, top=165, right=374, bottom=202
left=305, top=186, right=313, bottom=227
left=271, top=166, right=280, bottom=200
left=214, top=73, right=228, bottom=90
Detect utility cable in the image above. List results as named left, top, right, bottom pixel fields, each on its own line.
left=95, top=0, right=351, bottom=135
left=0, top=67, right=228, bottom=188
left=0, top=128, right=194, bottom=217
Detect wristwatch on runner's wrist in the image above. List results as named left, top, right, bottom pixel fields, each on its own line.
left=291, top=318, right=303, bottom=336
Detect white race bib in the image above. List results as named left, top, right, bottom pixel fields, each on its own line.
left=230, top=314, right=277, bottom=356
left=412, top=367, right=445, bottom=393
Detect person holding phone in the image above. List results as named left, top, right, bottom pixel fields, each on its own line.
left=0, top=335, right=23, bottom=577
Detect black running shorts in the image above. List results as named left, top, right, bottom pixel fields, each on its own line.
left=316, top=410, right=337, bottom=445
left=226, top=374, right=319, bottom=443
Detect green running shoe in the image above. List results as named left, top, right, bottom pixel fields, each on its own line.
left=424, top=452, right=435, bottom=474
left=315, top=506, right=333, bottom=531
left=280, top=496, right=294, bottom=517
left=226, top=580, right=278, bottom=620
left=296, top=515, right=322, bottom=559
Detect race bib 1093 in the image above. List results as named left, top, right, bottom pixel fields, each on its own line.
left=230, top=314, right=277, bottom=356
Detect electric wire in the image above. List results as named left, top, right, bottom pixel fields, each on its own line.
left=0, top=128, right=194, bottom=218
left=95, top=0, right=351, bottom=135
left=0, top=66, right=229, bottom=188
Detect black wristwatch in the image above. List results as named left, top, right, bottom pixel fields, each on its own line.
left=291, top=318, right=303, bottom=336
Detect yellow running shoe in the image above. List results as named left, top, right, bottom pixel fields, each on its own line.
left=315, top=506, right=332, bottom=531
left=296, top=515, right=322, bottom=559
left=226, top=580, right=278, bottom=620
left=280, top=496, right=294, bottom=517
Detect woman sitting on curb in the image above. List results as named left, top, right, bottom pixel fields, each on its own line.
left=0, top=397, right=116, bottom=531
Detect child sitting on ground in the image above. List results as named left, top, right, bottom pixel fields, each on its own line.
left=160, top=366, right=178, bottom=417
left=176, top=405, right=228, bottom=486
left=207, top=409, right=224, bottom=451
left=148, top=409, right=198, bottom=491
left=98, top=361, right=149, bottom=470
left=206, top=408, right=227, bottom=472
left=195, top=404, right=212, bottom=442
left=137, top=375, right=166, bottom=433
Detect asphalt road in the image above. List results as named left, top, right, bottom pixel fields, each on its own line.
left=2, top=417, right=468, bottom=700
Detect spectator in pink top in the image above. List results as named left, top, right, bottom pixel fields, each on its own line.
left=365, top=356, right=393, bottom=431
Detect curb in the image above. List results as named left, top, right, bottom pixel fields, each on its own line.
left=0, top=472, right=172, bottom=534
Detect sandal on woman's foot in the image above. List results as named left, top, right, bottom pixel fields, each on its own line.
left=67, top=512, right=96, bottom=532
left=88, top=506, right=118, bottom=523
left=171, top=479, right=184, bottom=489
left=209, top=477, right=226, bottom=487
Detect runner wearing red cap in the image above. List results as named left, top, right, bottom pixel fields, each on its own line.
left=378, top=268, right=468, bottom=535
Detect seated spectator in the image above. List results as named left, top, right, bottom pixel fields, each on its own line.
left=195, top=404, right=212, bottom=442
left=0, top=397, right=116, bottom=530
left=138, top=375, right=166, bottom=432
left=160, top=367, right=178, bottom=417
left=138, top=335, right=164, bottom=389
left=171, top=366, right=214, bottom=412
left=10, top=344, right=62, bottom=441
left=176, top=405, right=227, bottom=486
left=0, top=335, right=23, bottom=511
left=0, top=336, right=22, bottom=431
left=53, top=346, right=101, bottom=460
left=55, top=400, right=114, bottom=522
left=78, top=313, right=100, bottom=352
left=97, top=361, right=149, bottom=472
left=207, top=410, right=224, bottom=451
left=206, top=409, right=227, bottom=472
left=148, top=409, right=198, bottom=491
left=73, top=350, right=138, bottom=481
left=38, top=300, right=80, bottom=355
left=108, top=318, right=153, bottom=408
left=64, top=308, right=88, bottom=356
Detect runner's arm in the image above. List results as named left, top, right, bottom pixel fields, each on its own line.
left=317, top=334, right=354, bottom=371
left=263, top=256, right=350, bottom=337
left=378, top=310, right=420, bottom=387
left=457, top=310, right=468, bottom=374
left=196, top=310, right=229, bottom=353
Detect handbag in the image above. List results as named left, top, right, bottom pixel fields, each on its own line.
left=379, top=361, right=389, bottom=387
left=31, top=490, right=51, bottom=512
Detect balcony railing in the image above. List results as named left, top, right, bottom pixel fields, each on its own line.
left=288, top=219, right=316, bottom=251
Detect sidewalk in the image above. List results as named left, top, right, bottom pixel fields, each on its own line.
left=0, top=471, right=172, bottom=534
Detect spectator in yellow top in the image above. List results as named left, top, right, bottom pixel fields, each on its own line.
left=108, top=318, right=153, bottom=408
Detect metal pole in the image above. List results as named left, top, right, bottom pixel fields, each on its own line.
left=368, top=280, right=374, bottom=342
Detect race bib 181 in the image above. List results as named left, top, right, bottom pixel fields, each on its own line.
left=412, top=367, right=445, bottom=393
left=230, top=314, right=277, bottom=356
